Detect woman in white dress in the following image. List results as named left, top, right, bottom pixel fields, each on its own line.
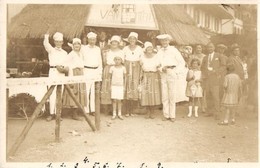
left=63, top=38, right=86, bottom=120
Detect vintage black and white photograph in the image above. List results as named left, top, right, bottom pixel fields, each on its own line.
left=1, top=0, right=259, bottom=167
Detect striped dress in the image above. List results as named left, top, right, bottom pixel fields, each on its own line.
left=140, top=54, right=161, bottom=106
left=123, top=45, right=143, bottom=100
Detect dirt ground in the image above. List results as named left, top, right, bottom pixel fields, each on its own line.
left=6, top=104, right=258, bottom=163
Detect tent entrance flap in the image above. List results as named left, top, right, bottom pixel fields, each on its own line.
left=85, top=4, right=159, bottom=30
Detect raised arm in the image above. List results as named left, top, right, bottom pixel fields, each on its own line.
left=43, top=34, right=53, bottom=53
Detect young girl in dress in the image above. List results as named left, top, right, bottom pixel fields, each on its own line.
left=140, top=42, right=161, bottom=119
left=185, top=58, right=203, bottom=118
left=101, top=35, right=123, bottom=114
left=109, top=56, right=126, bottom=120
left=218, top=64, right=242, bottom=125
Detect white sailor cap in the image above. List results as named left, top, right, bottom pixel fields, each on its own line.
left=87, top=32, right=97, bottom=39
left=53, top=32, right=63, bottom=41
left=156, top=34, right=172, bottom=40
left=72, top=38, right=81, bottom=44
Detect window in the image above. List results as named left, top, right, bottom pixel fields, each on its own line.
left=194, top=9, right=200, bottom=25
left=215, top=19, right=219, bottom=32
left=205, top=14, right=210, bottom=28
left=121, top=4, right=136, bottom=24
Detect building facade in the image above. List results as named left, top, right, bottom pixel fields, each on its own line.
left=183, top=4, right=236, bottom=37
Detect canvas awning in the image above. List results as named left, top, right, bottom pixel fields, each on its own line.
left=8, top=4, right=91, bottom=40
left=8, top=4, right=209, bottom=45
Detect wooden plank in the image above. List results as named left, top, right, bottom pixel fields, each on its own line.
left=55, top=85, right=62, bottom=142
left=8, top=85, right=56, bottom=157
left=7, top=76, right=98, bottom=87
left=64, top=85, right=96, bottom=132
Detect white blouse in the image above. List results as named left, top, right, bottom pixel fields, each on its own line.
left=106, top=49, right=124, bottom=65
left=141, top=54, right=160, bottom=72
left=123, top=45, right=144, bottom=62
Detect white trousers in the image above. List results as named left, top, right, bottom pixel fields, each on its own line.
left=160, top=69, right=177, bottom=119
left=84, top=68, right=99, bottom=113
left=49, top=68, right=65, bottom=115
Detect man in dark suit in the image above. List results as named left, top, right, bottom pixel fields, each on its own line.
left=97, top=31, right=110, bottom=65
left=201, top=42, right=227, bottom=119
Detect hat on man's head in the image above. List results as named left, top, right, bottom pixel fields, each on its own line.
left=72, top=38, right=81, bottom=44
left=53, top=32, right=63, bottom=41
left=217, top=44, right=227, bottom=49
left=87, top=32, right=97, bottom=39
left=231, top=43, right=240, bottom=51
left=156, top=34, right=172, bottom=41
left=110, top=35, right=121, bottom=43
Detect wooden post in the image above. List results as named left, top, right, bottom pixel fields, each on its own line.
left=64, top=85, right=96, bottom=132
left=95, top=82, right=101, bottom=130
left=8, top=85, right=56, bottom=157
left=6, top=88, right=9, bottom=160
left=55, top=85, right=62, bottom=142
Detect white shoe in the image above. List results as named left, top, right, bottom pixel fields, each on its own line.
left=118, top=115, right=124, bottom=120
left=187, top=113, right=192, bottom=118
left=111, top=115, right=116, bottom=120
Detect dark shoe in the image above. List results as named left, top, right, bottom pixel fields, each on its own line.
left=218, top=121, right=229, bottom=126
left=72, top=114, right=82, bottom=121
left=170, top=118, right=175, bottom=122
left=90, top=112, right=95, bottom=116
left=145, top=112, right=150, bottom=119
left=214, top=115, right=220, bottom=120
left=204, top=113, right=213, bottom=117
left=150, top=114, right=155, bottom=119
left=55, top=115, right=63, bottom=121
left=46, top=115, right=54, bottom=121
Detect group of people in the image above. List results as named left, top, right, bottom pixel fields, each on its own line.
left=43, top=30, right=247, bottom=125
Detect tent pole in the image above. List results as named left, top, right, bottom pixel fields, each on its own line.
left=55, top=85, right=62, bottom=142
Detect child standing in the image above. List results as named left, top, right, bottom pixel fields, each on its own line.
left=218, top=64, right=242, bottom=125
left=140, top=42, right=161, bottom=119
left=109, top=56, right=126, bottom=120
left=185, top=58, right=203, bottom=118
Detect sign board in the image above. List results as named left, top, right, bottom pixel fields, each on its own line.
left=86, top=4, right=158, bottom=30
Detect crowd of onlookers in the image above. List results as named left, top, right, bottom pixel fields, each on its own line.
left=40, top=30, right=256, bottom=126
